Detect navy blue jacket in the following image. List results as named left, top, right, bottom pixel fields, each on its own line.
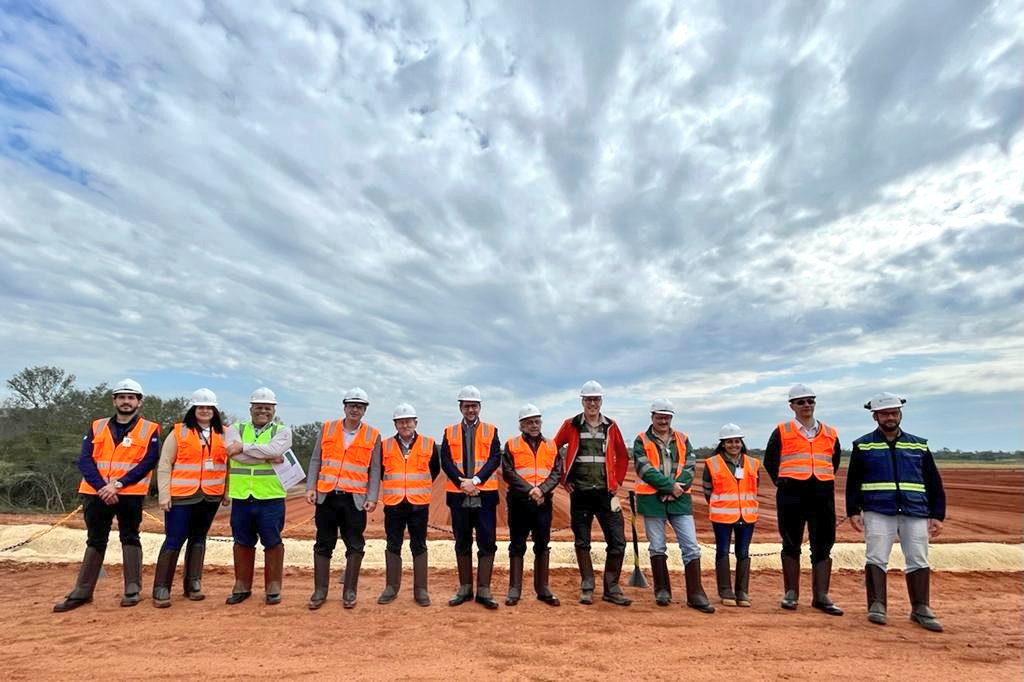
left=845, top=428, right=945, bottom=520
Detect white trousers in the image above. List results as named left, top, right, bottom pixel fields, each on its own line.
left=863, top=510, right=929, bottom=572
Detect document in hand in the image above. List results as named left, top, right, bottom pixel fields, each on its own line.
left=273, top=449, right=306, bottom=489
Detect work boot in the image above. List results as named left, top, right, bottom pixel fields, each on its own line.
left=601, top=553, right=632, bottom=606
left=475, top=554, right=499, bottom=609
left=120, top=544, right=143, bottom=607
left=576, top=548, right=596, bottom=605
left=151, top=548, right=181, bottom=609
left=865, top=563, right=887, bottom=625
left=448, top=553, right=474, bottom=606
left=534, top=550, right=559, bottom=606
left=811, top=559, right=843, bottom=616
left=225, top=544, right=256, bottom=605
left=342, top=553, right=363, bottom=609
left=264, top=543, right=284, bottom=605
left=716, top=556, right=737, bottom=606
left=780, top=555, right=800, bottom=610
left=907, top=568, right=943, bottom=632
left=650, top=554, right=672, bottom=606
left=734, top=557, right=751, bottom=607
left=307, top=554, right=330, bottom=610
left=378, top=550, right=402, bottom=604
left=505, top=555, right=524, bottom=606
left=183, top=540, right=206, bottom=601
left=684, top=558, right=715, bottom=613
left=54, top=547, right=105, bottom=612
left=413, top=551, right=431, bottom=606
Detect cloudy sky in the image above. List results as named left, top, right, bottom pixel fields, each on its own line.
left=1, top=0, right=1022, bottom=450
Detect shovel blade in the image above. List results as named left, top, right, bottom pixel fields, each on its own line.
left=627, top=564, right=648, bottom=588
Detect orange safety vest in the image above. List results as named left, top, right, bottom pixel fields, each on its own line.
left=316, top=420, right=381, bottom=494
left=381, top=434, right=435, bottom=506
left=506, top=435, right=558, bottom=487
left=777, top=421, right=838, bottom=481
left=168, top=423, right=228, bottom=497
left=445, top=421, right=498, bottom=492
left=706, top=454, right=760, bottom=523
left=635, top=430, right=687, bottom=496
left=78, top=417, right=160, bottom=495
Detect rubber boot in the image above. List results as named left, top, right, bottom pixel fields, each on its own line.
left=183, top=540, right=206, bottom=601
left=505, top=555, right=523, bottom=606
left=780, top=555, right=800, bottom=610
left=151, top=548, right=180, bottom=608
left=377, top=551, right=402, bottom=604
left=601, top=553, right=632, bottom=606
left=475, top=554, right=499, bottom=609
left=264, top=543, right=284, bottom=605
left=866, top=564, right=887, bottom=624
left=413, top=551, right=431, bottom=606
left=716, top=556, right=737, bottom=606
left=54, top=546, right=105, bottom=612
left=534, top=550, right=559, bottom=606
left=907, top=568, right=943, bottom=632
left=307, top=554, right=330, bottom=610
left=448, top=553, right=474, bottom=606
left=120, top=544, right=143, bottom=607
left=576, top=548, right=595, bottom=605
left=734, top=557, right=751, bottom=607
left=684, top=558, right=715, bottom=613
left=651, top=554, right=671, bottom=606
left=342, top=553, right=363, bottom=609
left=811, top=558, right=843, bottom=616
left=225, top=544, right=256, bottom=605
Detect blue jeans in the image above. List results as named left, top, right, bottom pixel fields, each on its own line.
left=230, top=497, right=286, bottom=549
left=160, top=499, right=220, bottom=552
left=644, top=513, right=701, bottom=563
left=712, top=522, right=756, bottom=560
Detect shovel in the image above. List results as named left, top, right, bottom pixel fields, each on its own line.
left=627, top=490, right=648, bottom=588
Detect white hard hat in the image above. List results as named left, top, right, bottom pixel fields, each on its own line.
left=189, top=388, right=218, bottom=408
left=718, top=423, right=745, bottom=440
left=864, top=392, right=906, bottom=412
left=112, top=378, right=144, bottom=397
left=580, top=380, right=604, bottom=397
left=343, top=387, right=370, bottom=405
left=788, top=384, right=816, bottom=401
left=518, top=403, right=542, bottom=421
left=393, top=403, right=417, bottom=420
left=650, top=398, right=675, bottom=415
left=249, top=387, right=277, bottom=404
left=457, top=385, right=482, bottom=402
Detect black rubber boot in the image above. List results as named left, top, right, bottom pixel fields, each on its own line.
left=307, top=554, right=330, bottom=610
left=226, top=544, right=256, bottom=605
left=651, top=554, right=671, bottom=606
left=505, top=555, right=523, bottom=606
left=684, top=558, right=715, bottom=613
left=734, top=557, right=751, bottom=607
left=866, top=563, right=887, bottom=625
left=120, top=544, right=143, bottom=607
left=183, top=540, right=206, bottom=601
left=780, top=555, right=800, bottom=610
left=54, top=546, right=105, bottom=612
left=413, top=551, right=431, bottom=606
left=475, top=554, right=499, bottom=609
left=534, top=550, right=559, bottom=606
left=378, top=550, right=402, bottom=604
left=448, top=553, right=474, bottom=606
left=342, top=552, right=363, bottom=608
left=907, top=568, right=943, bottom=632
left=601, top=553, right=632, bottom=606
left=811, top=558, right=843, bottom=616
left=716, top=556, right=736, bottom=606
left=264, top=543, right=284, bottom=605
left=576, top=548, right=595, bottom=605
left=151, top=548, right=181, bottom=609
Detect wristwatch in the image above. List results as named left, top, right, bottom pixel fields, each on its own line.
left=113, top=480, right=124, bottom=490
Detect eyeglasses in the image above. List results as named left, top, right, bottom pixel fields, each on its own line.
left=582, top=397, right=602, bottom=403
left=791, top=398, right=816, bottom=406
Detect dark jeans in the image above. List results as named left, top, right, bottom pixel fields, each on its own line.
left=384, top=501, right=429, bottom=556
left=776, top=477, right=836, bottom=562
left=569, top=488, right=626, bottom=557
left=712, top=522, right=756, bottom=560
left=160, top=498, right=220, bottom=552
left=314, top=491, right=367, bottom=558
left=447, top=491, right=498, bottom=557
left=230, top=497, right=286, bottom=549
left=83, top=493, right=143, bottom=552
left=507, top=493, right=553, bottom=557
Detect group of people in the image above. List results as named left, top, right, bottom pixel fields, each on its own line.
left=53, top=378, right=947, bottom=632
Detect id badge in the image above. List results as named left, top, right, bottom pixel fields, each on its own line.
left=610, top=496, right=621, bottom=513
left=121, top=437, right=132, bottom=447
left=735, top=467, right=744, bottom=480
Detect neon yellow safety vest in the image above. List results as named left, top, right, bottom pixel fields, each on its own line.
left=228, top=422, right=286, bottom=500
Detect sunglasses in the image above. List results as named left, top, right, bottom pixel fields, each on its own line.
left=791, top=398, right=816, bottom=406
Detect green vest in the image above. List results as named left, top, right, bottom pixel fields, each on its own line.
left=229, top=422, right=286, bottom=500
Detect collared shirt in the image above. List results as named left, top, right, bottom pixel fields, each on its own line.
left=796, top=419, right=821, bottom=440
left=462, top=419, right=479, bottom=481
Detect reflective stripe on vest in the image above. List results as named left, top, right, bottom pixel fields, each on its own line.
left=381, top=434, right=435, bottom=506
left=445, top=422, right=498, bottom=492
left=316, top=420, right=380, bottom=494
left=635, top=430, right=687, bottom=496
left=706, top=454, right=760, bottom=524
left=776, top=421, right=837, bottom=481
left=228, top=422, right=286, bottom=500
left=169, top=423, right=228, bottom=497
left=78, top=417, right=160, bottom=495
left=506, top=435, right=558, bottom=487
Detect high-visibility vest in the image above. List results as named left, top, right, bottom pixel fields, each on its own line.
left=78, top=417, right=160, bottom=495
left=777, top=421, right=838, bottom=481
left=381, top=434, right=435, bottom=506
left=635, top=430, right=687, bottom=496
left=316, top=420, right=381, bottom=495
left=506, top=435, right=558, bottom=487
left=853, top=430, right=930, bottom=517
left=169, top=423, right=228, bottom=497
left=444, top=421, right=498, bottom=492
left=706, top=454, right=760, bottom=523
left=228, top=422, right=286, bottom=500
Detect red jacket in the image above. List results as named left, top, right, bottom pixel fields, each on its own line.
left=554, top=414, right=629, bottom=492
